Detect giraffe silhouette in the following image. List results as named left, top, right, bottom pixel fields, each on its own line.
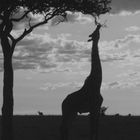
left=60, top=23, right=103, bottom=140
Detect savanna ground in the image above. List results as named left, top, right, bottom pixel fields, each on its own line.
left=0, top=115, right=140, bottom=140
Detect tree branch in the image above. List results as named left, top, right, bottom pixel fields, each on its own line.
left=30, top=8, right=66, bottom=29
left=15, top=28, right=32, bottom=43
left=0, top=14, right=4, bottom=20
left=0, top=22, right=5, bottom=38
left=14, top=9, right=61, bottom=44
left=11, top=10, right=32, bottom=22
left=11, top=41, right=17, bottom=55
left=8, top=33, right=15, bottom=42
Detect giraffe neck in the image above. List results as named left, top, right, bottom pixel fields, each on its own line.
left=89, top=38, right=102, bottom=88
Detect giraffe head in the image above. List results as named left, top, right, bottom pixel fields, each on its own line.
left=88, top=23, right=101, bottom=42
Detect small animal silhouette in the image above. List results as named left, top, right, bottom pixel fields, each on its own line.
left=38, top=111, right=44, bottom=116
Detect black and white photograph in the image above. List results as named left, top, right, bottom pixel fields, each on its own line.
left=0, top=0, right=140, bottom=140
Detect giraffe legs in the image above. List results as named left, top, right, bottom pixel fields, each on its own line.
left=60, top=96, right=77, bottom=140
left=89, top=95, right=103, bottom=140
left=60, top=116, right=69, bottom=140
left=89, top=108, right=100, bottom=140
left=60, top=113, right=77, bottom=140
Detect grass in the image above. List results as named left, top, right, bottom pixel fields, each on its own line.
left=0, top=115, right=140, bottom=140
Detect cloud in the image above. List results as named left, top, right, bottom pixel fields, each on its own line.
left=66, top=12, right=93, bottom=24
left=106, top=71, right=140, bottom=89
left=11, top=8, right=49, bottom=39
left=111, top=0, right=140, bottom=14
left=1, top=31, right=140, bottom=73
left=98, top=34, right=140, bottom=65
left=40, top=81, right=83, bottom=91
left=117, top=11, right=140, bottom=16
left=101, top=34, right=140, bottom=50
left=12, top=8, right=43, bottom=30
left=114, top=34, right=140, bottom=48
left=102, top=70, right=140, bottom=90
left=40, top=82, right=71, bottom=90
left=125, top=26, right=140, bottom=32
left=8, top=33, right=90, bottom=72
left=40, top=70, right=140, bottom=91
left=51, top=12, right=93, bottom=26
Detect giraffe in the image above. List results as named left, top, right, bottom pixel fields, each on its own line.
left=60, top=23, right=103, bottom=140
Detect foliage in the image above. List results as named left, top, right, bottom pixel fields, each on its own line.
left=0, top=0, right=111, bottom=44
left=0, top=0, right=111, bottom=18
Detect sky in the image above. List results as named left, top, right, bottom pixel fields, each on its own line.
left=1, top=0, right=140, bottom=115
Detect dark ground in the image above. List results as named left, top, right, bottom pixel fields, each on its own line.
left=0, top=115, right=140, bottom=140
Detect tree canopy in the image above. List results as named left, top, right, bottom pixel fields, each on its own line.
left=0, top=0, right=111, bottom=44
left=0, top=0, right=111, bottom=21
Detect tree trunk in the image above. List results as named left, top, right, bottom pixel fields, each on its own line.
left=1, top=38, right=14, bottom=140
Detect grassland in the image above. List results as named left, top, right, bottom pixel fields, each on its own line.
left=0, top=115, right=140, bottom=140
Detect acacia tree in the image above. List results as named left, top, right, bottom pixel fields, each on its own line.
left=0, top=0, right=111, bottom=140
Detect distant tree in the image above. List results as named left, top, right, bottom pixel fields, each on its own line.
left=100, top=106, right=108, bottom=116
left=0, top=0, right=111, bottom=139
left=128, top=113, right=131, bottom=117
left=115, top=113, right=120, bottom=117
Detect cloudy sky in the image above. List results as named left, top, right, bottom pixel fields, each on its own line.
left=1, top=0, right=140, bottom=115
